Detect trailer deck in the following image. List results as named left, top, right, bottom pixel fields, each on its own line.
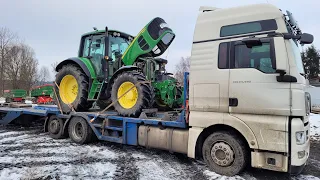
left=0, top=104, right=187, bottom=145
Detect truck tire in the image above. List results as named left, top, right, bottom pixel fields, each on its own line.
left=47, top=115, right=65, bottom=139
left=111, top=71, right=154, bottom=117
left=202, top=131, right=249, bottom=176
left=55, top=64, right=91, bottom=113
left=68, top=116, right=93, bottom=144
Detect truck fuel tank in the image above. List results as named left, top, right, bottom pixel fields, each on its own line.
left=138, top=125, right=189, bottom=154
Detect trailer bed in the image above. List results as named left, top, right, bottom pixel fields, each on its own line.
left=0, top=104, right=187, bottom=146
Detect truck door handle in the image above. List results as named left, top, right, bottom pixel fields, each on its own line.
left=229, top=98, right=238, bottom=107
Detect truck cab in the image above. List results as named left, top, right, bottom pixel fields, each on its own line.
left=188, top=3, right=312, bottom=175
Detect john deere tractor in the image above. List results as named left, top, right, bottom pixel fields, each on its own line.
left=55, top=17, right=183, bottom=117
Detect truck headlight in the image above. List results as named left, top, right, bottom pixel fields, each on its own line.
left=296, top=131, right=306, bottom=145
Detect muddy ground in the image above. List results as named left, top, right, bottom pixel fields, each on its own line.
left=0, top=124, right=319, bottom=180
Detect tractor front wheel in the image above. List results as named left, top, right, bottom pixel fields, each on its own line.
left=55, top=65, right=91, bottom=113
left=111, top=71, right=154, bottom=117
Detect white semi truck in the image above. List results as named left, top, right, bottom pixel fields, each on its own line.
left=0, top=3, right=313, bottom=176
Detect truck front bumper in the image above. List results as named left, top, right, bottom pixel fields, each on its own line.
left=290, top=163, right=306, bottom=175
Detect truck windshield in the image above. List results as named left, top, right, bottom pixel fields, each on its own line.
left=289, top=39, right=305, bottom=75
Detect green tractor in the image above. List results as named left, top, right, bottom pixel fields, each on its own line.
left=55, top=17, right=183, bottom=117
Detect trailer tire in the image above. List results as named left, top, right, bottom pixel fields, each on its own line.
left=68, top=117, right=93, bottom=144
left=202, top=131, right=248, bottom=176
left=47, top=115, right=65, bottom=139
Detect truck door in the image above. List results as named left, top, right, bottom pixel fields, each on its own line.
left=228, top=37, right=290, bottom=115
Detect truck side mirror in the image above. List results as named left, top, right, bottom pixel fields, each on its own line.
left=242, top=37, right=262, bottom=48
left=300, top=33, right=313, bottom=44
left=276, top=69, right=297, bottom=82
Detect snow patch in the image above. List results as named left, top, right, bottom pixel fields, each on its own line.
left=292, top=175, right=320, bottom=180
left=135, top=160, right=169, bottom=180
left=310, top=113, right=320, bottom=141
left=131, top=152, right=148, bottom=159
left=203, top=170, right=244, bottom=180
left=8, top=145, right=117, bottom=159
left=0, top=162, right=116, bottom=180
left=0, top=134, right=31, bottom=143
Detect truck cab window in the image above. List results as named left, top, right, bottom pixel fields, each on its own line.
left=218, top=42, right=229, bottom=69
left=234, top=42, right=276, bottom=73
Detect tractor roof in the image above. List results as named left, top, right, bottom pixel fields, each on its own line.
left=81, top=29, right=134, bottom=38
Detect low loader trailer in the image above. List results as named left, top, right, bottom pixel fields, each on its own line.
left=0, top=3, right=313, bottom=176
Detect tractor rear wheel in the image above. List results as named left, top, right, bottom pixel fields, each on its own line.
left=111, top=71, right=153, bottom=117
left=55, top=64, right=91, bottom=113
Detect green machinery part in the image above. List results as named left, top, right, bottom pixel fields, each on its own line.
left=30, top=84, right=54, bottom=97
left=152, top=80, right=183, bottom=109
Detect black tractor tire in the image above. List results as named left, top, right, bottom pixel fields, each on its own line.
left=111, top=71, right=154, bottom=117
left=202, top=131, right=249, bottom=176
left=68, top=116, right=93, bottom=144
left=47, top=115, right=65, bottom=139
left=55, top=64, right=92, bottom=113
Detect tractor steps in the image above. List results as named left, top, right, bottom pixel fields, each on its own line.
left=88, top=81, right=104, bottom=100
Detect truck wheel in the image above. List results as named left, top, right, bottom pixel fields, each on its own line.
left=202, top=131, right=248, bottom=176
left=68, top=116, right=93, bottom=144
left=111, top=71, right=153, bottom=117
left=47, top=115, right=65, bottom=139
left=55, top=64, right=92, bottom=113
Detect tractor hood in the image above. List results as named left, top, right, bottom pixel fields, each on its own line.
left=121, top=17, right=175, bottom=66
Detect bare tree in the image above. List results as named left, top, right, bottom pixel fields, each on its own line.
left=0, top=27, right=17, bottom=94
left=38, top=66, right=51, bottom=85
left=174, top=57, right=190, bottom=84
left=18, top=44, right=38, bottom=91
left=51, top=61, right=59, bottom=76
left=6, top=44, right=23, bottom=88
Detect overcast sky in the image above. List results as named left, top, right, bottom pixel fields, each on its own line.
left=1, top=0, right=319, bottom=79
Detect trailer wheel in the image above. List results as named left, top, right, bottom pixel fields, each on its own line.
left=68, top=117, right=93, bottom=144
left=47, top=116, right=65, bottom=139
left=202, top=131, right=248, bottom=176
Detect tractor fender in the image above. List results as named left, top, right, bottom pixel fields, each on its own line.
left=106, top=66, right=141, bottom=90
left=55, top=57, right=96, bottom=86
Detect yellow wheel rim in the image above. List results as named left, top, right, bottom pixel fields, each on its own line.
left=59, top=75, right=78, bottom=104
left=117, top=82, right=138, bottom=109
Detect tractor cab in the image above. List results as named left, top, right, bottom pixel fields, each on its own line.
left=78, top=30, right=134, bottom=79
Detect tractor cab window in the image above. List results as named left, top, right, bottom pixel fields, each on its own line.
left=109, top=35, right=130, bottom=61
left=82, top=34, right=105, bottom=77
